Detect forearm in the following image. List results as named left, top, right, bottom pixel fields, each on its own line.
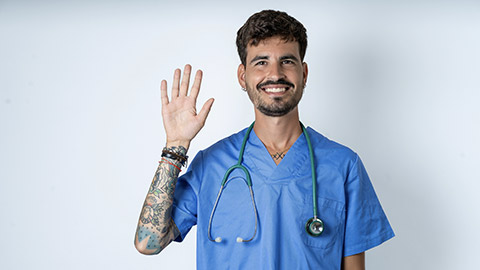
left=134, top=64, right=213, bottom=254
left=134, top=147, right=186, bottom=255
left=341, top=252, right=365, bottom=270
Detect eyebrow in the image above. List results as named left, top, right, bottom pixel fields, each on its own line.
left=280, top=54, right=299, bottom=62
left=249, top=54, right=300, bottom=65
left=249, top=55, right=269, bottom=65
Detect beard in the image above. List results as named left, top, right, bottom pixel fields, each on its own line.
left=246, top=80, right=304, bottom=117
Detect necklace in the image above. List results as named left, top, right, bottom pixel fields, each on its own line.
left=268, top=144, right=292, bottom=161
left=270, top=151, right=287, bottom=160
left=266, top=141, right=294, bottom=162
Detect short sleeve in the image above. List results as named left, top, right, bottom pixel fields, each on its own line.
left=343, top=155, right=395, bottom=257
left=171, top=151, right=204, bottom=242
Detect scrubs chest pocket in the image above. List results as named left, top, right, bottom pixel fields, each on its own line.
left=300, top=196, right=345, bottom=249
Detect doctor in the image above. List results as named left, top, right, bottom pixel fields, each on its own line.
left=135, top=10, right=394, bottom=270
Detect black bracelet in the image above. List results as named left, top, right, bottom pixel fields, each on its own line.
left=161, top=147, right=188, bottom=166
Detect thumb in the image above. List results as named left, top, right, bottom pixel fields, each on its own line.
left=198, top=98, right=215, bottom=123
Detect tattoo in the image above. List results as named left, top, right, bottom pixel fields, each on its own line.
left=136, top=219, right=180, bottom=254
left=136, top=155, right=183, bottom=254
left=137, top=224, right=162, bottom=252
left=271, top=152, right=286, bottom=160
left=141, top=197, right=172, bottom=227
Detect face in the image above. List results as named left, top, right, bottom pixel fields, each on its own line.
left=238, top=36, right=308, bottom=117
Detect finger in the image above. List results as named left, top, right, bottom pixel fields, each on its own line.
left=160, top=80, right=169, bottom=106
left=197, top=98, right=215, bottom=123
left=189, top=69, right=203, bottom=102
left=171, top=68, right=181, bottom=98
left=179, top=64, right=192, bottom=96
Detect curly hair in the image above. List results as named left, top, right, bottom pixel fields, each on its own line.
left=236, top=10, right=307, bottom=65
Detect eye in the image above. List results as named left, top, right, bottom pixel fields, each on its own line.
left=255, top=61, right=267, bottom=66
left=282, top=59, right=295, bottom=65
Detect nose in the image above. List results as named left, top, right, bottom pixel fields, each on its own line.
left=267, top=62, right=285, bottom=81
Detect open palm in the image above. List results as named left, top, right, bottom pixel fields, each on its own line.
left=161, top=64, right=214, bottom=149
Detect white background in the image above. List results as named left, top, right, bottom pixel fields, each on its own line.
left=1, top=1, right=479, bottom=269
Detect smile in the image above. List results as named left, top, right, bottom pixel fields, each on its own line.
left=262, top=87, right=288, bottom=93
left=257, top=80, right=295, bottom=94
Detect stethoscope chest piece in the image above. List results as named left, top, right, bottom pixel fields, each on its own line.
left=305, top=217, right=324, bottom=237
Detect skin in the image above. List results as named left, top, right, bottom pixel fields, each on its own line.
left=237, top=37, right=307, bottom=165
left=134, top=161, right=181, bottom=255
left=342, top=252, right=365, bottom=270
left=134, top=65, right=214, bottom=255
left=135, top=37, right=365, bottom=269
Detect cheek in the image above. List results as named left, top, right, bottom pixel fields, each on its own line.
left=294, top=71, right=306, bottom=84
left=245, top=73, right=262, bottom=86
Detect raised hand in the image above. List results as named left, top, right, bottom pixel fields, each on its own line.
left=160, top=64, right=214, bottom=150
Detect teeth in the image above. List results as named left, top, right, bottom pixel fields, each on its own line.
left=264, top=87, right=286, bottom=93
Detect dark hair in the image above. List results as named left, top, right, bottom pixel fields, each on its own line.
left=236, top=10, right=307, bottom=65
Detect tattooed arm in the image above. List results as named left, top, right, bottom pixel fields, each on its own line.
left=134, top=147, right=185, bottom=255
left=134, top=64, right=214, bottom=255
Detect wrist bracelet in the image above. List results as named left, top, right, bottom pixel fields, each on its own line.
left=161, top=146, right=188, bottom=166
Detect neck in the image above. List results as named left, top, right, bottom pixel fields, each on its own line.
left=253, top=107, right=302, bottom=152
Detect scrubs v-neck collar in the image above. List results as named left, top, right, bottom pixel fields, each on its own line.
left=244, top=127, right=310, bottom=185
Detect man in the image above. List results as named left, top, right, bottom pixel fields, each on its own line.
left=135, top=10, right=394, bottom=270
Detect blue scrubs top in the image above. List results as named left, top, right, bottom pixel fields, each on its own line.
left=172, top=126, right=394, bottom=270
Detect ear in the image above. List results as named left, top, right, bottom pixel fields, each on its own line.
left=302, top=62, right=308, bottom=85
left=237, top=64, right=246, bottom=89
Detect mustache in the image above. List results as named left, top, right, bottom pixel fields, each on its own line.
left=257, top=79, right=295, bottom=89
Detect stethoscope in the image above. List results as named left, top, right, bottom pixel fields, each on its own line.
left=207, top=122, right=324, bottom=243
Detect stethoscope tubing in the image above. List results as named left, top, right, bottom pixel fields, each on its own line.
left=302, top=122, right=318, bottom=220
left=207, top=122, right=322, bottom=243
left=207, top=176, right=258, bottom=243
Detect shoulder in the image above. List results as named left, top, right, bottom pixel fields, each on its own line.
left=180, top=127, right=250, bottom=183
left=206, top=127, right=247, bottom=151
left=193, top=127, right=249, bottom=163
left=307, top=127, right=357, bottom=157
left=306, top=126, right=359, bottom=168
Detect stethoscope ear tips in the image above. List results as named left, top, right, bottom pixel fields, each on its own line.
left=212, top=236, right=246, bottom=243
